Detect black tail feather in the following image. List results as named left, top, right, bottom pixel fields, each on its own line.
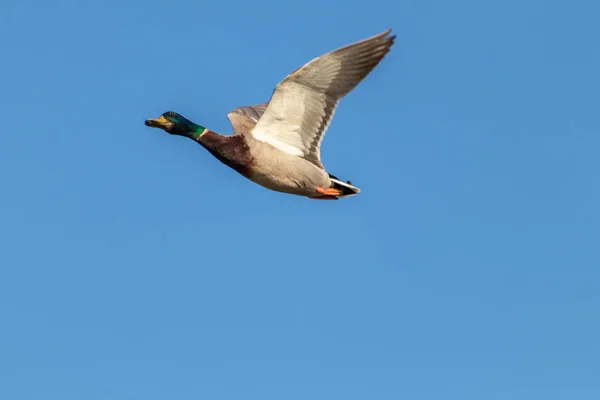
left=328, top=173, right=360, bottom=197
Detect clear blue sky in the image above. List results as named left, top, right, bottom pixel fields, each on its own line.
left=1, top=0, right=599, bottom=399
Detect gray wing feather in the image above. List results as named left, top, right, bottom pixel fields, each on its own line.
left=250, top=30, right=396, bottom=169
left=227, top=103, right=268, bottom=135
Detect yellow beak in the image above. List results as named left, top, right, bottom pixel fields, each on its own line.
left=145, top=115, right=169, bottom=129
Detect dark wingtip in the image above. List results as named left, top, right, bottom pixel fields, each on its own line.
left=380, top=28, right=395, bottom=39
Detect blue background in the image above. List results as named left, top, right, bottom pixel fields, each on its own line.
left=1, top=0, right=599, bottom=398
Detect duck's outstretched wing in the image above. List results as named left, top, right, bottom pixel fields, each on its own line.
left=227, top=103, right=268, bottom=136
left=249, top=29, right=396, bottom=169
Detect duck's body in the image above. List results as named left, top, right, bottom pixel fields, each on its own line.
left=242, top=134, right=332, bottom=197
left=146, top=30, right=396, bottom=200
left=196, top=109, right=354, bottom=199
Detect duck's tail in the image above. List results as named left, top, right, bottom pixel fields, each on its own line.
left=329, top=173, right=361, bottom=198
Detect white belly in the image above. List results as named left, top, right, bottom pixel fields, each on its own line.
left=246, top=140, right=330, bottom=197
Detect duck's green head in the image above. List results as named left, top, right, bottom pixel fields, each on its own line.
left=145, top=111, right=206, bottom=140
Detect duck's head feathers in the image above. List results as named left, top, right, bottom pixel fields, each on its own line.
left=145, top=111, right=205, bottom=139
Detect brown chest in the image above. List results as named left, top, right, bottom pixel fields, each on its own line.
left=198, top=132, right=255, bottom=177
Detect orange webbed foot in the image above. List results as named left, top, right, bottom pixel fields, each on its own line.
left=316, top=186, right=343, bottom=196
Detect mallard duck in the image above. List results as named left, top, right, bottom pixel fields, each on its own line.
left=145, top=29, right=395, bottom=200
